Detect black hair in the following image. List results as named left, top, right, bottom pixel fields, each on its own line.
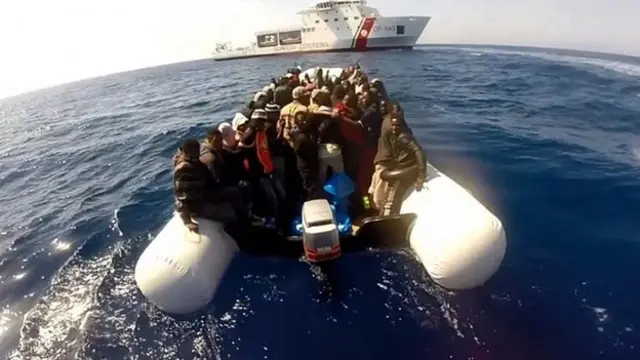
left=181, top=138, right=200, bottom=156
left=331, top=84, right=346, bottom=102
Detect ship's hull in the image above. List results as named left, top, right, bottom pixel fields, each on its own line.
left=213, top=16, right=430, bottom=61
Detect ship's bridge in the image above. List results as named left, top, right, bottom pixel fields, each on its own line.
left=298, top=0, right=379, bottom=16
left=297, top=0, right=381, bottom=29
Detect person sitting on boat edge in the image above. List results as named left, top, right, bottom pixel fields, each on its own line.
left=198, top=128, right=255, bottom=222
left=372, top=105, right=426, bottom=216
left=174, top=139, right=245, bottom=233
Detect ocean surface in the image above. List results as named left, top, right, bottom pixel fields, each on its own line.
left=1, top=45, right=640, bottom=360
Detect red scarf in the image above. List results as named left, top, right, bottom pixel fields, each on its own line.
left=255, top=131, right=274, bottom=174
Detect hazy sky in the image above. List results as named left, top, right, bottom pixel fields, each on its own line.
left=1, top=0, right=639, bottom=98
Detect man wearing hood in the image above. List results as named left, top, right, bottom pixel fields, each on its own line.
left=372, top=104, right=426, bottom=215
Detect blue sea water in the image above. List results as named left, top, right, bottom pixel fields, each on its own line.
left=1, top=45, right=640, bottom=360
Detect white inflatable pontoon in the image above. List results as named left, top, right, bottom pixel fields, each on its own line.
left=135, top=163, right=506, bottom=315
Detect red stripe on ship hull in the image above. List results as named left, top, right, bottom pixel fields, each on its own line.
left=354, top=17, right=376, bottom=50
left=350, top=18, right=365, bottom=48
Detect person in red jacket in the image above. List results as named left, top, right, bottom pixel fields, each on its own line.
left=238, top=109, right=285, bottom=229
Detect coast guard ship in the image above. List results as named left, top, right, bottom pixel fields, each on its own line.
left=213, top=0, right=430, bottom=61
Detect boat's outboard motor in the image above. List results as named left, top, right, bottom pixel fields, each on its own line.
left=301, top=199, right=341, bottom=262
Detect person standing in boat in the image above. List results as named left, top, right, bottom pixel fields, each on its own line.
left=174, top=139, right=245, bottom=233
left=265, top=103, right=288, bottom=192
left=372, top=104, right=427, bottom=215
left=237, top=109, right=285, bottom=229
left=290, top=110, right=324, bottom=201
left=331, top=84, right=363, bottom=185
left=355, top=90, right=383, bottom=202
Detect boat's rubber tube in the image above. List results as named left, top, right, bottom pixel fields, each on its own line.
left=134, top=214, right=239, bottom=315
left=400, top=165, right=506, bottom=290
left=301, top=67, right=345, bottom=83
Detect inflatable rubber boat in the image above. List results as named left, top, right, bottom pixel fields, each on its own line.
left=135, top=163, right=507, bottom=315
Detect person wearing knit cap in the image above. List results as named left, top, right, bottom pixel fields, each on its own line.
left=263, top=102, right=288, bottom=199
left=264, top=103, right=281, bottom=139
left=241, top=108, right=284, bottom=229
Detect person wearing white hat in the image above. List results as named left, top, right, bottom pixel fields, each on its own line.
left=240, top=109, right=284, bottom=229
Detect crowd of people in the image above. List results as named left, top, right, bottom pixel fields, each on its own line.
left=173, top=65, right=427, bottom=235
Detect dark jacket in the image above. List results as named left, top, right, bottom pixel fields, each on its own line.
left=291, top=131, right=323, bottom=199
left=376, top=131, right=426, bottom=174
left=274, top=85, right=293, bottom=108
left=219, top=147, right=250, bottom=185
left=199, top=141, right=225, bottom=182
left=264, top=115, right=286, bottom=157
left=360, top=104, right=383, bottom=147
left=394, top=133, right=426, bottom=172
left=174, top=154, right=218, bottom=223
left=312, top=112, right=344, bottom=146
